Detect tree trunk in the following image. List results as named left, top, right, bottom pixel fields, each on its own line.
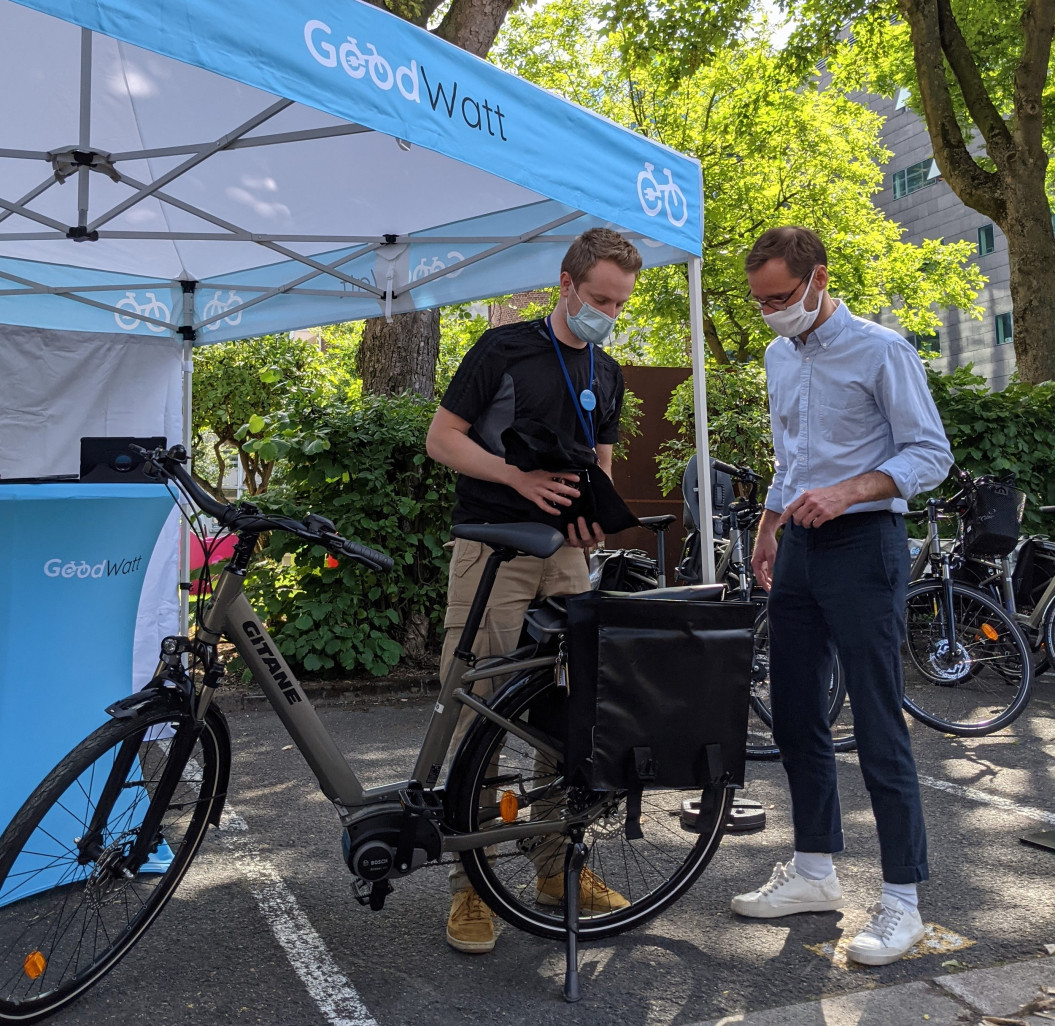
left=1003, top=181, right=1055, bottom=384
left=358, top=309, right=440, bottom=398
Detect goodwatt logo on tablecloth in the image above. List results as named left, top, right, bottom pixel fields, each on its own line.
left=43, top=556, right=144, bottom=580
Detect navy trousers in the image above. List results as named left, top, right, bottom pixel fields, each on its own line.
left=768, top=511, right=928, bottom=884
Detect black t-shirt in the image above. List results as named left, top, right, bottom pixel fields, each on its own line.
left=440, top=318, right=624, bottom=526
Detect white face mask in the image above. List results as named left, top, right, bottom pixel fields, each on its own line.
left=761, top=269, right=822, bottom=339
left=566, top=283, right=616, bottom=346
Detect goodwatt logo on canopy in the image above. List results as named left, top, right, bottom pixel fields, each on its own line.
left=43, top=556, right=145, bottom=580
left=304, top=20, right=509, bottom=142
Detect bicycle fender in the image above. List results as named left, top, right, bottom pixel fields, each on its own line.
left=104, top=688, right=232, bottom=828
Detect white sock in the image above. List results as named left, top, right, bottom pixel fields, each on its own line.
left=792, top=851, right=834, bottom=881
left=881, top=881, right=918, bottom=913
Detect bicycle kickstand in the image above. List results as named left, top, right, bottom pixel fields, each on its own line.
left=562, top=825, right=588, bottom=1003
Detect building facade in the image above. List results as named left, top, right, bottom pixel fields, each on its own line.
left=862, top=87, right=1017, bottom=389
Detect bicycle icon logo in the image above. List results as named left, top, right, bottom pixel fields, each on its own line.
left=636, top=162, right=688, bottom=228
left=201, top=290, right=244, bottom=332
left=410, top=251, right=465, bottom=281
left=114, top=292, right=171, bottom=333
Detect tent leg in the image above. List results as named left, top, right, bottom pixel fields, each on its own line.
left=687, top=255, right=716, bottom=584
left=179, top=336, right=193, bottom=635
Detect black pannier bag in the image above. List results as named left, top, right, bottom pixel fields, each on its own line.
left=963, top=477, right=1025, bottom=558
left=563, top=589, right=755, bottom=836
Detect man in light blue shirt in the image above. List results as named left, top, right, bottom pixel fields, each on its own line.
left=730, top=226, right=953, bottom=966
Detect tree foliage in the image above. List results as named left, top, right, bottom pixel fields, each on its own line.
left=777, top=0, right=1055, bottom=384
left=495, top=0, right=984, bottom=372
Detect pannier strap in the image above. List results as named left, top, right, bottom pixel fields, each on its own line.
left=623, top=744, right=726, bottom=840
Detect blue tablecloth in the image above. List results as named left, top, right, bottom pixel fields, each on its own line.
left=0, top=484, right=173, bottom=834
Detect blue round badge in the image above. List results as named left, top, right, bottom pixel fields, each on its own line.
left=579, top=389, right=597, bottom=412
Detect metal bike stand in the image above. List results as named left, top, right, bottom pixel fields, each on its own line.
left=1021, top=830, right=1055, bottom=853
left=562, top=826, right=588, bottom=1003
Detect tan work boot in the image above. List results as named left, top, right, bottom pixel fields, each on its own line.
left=535, top=867, right=630, bottom=912
left=446, top=887, right=495, bottom=953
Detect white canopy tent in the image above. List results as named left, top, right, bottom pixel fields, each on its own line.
left=0, top=0, right=716, bottom=574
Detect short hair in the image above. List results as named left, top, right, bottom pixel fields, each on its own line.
left=745, top=226, right=827, bottom=279
left=561, top=227, right=642, bottom=285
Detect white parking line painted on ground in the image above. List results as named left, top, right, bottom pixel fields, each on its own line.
left=218, top=809, right=380, bottom=1026
left=916, top=774, right=1055, bottom=826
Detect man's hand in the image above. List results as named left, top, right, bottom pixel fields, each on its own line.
left=565, top=516, right=604, bottom=549
left=751, top=530, right=778, bottom=592
left=779, top=483, right=854, bottom=530
left=514, top=469, right=581, bottom=515
left=778, top=472, right=898, bottom=530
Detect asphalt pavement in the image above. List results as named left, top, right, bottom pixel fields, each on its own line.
left=38, top=674, right=1055, bottom=1026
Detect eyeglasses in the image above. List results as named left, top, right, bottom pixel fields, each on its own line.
left=748, top=269, right=813, bottom=312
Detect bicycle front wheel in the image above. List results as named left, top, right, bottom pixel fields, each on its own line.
left=747, top=605, right=855, bottom=759
left=448, top=669, right=731, bottom=941
left=0, top=699, right=230, bottom=1023
left=903, top=579, right=1033, bottom=735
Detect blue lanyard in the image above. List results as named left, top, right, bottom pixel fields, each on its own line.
left=546, top=316, right=595, bottom=451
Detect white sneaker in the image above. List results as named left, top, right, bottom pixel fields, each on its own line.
left=846, top=900, right=926, bottom=965
left=731, top=861, right=844, bottom=919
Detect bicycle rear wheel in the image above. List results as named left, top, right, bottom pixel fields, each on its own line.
left=903, top=579, right=1032, bottom=735
left=747, top=605, right=855, bottom=759
left=448, top=669, right=731, bottom=941
left=0, top=698, right=229, bottom=1023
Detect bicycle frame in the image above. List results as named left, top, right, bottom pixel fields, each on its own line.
left=187, top=539, right=580, bottom=856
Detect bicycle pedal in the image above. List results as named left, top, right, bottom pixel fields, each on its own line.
left=398, top=785, right=445, bottom=818
left=351, top=876, right=393, bottom=910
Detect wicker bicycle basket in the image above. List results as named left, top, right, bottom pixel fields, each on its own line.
left=962, top=478, right=1026, bottom=558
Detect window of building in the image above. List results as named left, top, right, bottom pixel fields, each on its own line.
left=892, top=158, right=939, bottom=199
left=996, top=312, right=1013, bottom=345
left=895, top=86, right=911, bottom=110
left=978, top=223, right=995, bottom=256
left=906, top=330, right=941, bottom=355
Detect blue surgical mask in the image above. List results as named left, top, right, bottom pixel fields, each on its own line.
left=566, top=283, right=616, bottom=346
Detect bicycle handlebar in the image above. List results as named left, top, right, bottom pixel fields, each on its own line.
left=133, top=445, right=395, bottom=573
left=711, top=458, right=761, bottom=483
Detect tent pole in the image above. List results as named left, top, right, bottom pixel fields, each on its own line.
left=180, top=335, right=193, bottom=634
left=687, top=255, right=716, bottom=585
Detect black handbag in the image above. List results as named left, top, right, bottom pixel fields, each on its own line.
left=563, top=589, right=754, bottom=835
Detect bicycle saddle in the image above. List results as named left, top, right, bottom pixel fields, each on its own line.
left=452, top=522, right=564, bottom=559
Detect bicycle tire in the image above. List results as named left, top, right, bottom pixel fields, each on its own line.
left=0, top=697, right=230, bottom=1023
left=903, top=579, right=1033, bottom=736
left=448, top=668, right=731, bottom=941
left=746, top=604, right=856, bottom=759
left=1041, top=594, right=1055, bottom=669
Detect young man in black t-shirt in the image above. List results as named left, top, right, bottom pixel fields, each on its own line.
left=426, top=227, right=642, bottom=953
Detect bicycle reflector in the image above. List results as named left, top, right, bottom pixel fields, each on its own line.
left=324, top=555, right=339, bottom=569
left=23, top=951, right=46, bottom=979
left=981, top=622, right=1000, bottom=641
left=499, top=790, right=518, bottom=823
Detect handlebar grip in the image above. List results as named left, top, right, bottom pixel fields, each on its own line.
left=711, top=458, right=740, bottom=477
left=339, top=539, right=395, bottom=572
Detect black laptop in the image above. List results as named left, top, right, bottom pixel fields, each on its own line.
left=79, top=436, right=166, bottom=483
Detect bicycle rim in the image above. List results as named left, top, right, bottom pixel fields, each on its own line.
left=903, top=580, right=1033, bottom=735
left=747, top=607, right=855, bottom=759
left=0, top=703, right=228, bottom=1022
left=449, top=670, right=730, bottom=941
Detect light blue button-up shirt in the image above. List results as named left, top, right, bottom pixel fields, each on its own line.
left=764, top=300, right=953, bottom=515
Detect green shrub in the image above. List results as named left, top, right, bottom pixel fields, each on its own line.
left=926, top=365, right=1055, bottom=535
left=247, top=393, right=455, bottom=677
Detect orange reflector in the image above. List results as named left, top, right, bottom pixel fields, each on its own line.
left=324, top=555, right=339, bottom=569
left=981, top=622, right=999, bottom=641
left=499, top=790, right=518, bottom=823
left=23, top=951, right=46, bottom=980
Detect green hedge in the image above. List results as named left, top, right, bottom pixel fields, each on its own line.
left=248, top=393, right=455, bottom=677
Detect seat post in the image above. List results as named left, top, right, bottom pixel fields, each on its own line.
left=453, top=546, right=518, bottom=664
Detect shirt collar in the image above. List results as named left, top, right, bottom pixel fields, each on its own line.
left=785, top=298, right=848, bottom=351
